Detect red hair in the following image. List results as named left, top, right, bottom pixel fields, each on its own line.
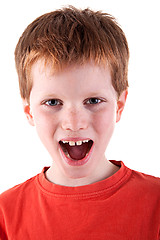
left=15, top=6, right=129, bottom=102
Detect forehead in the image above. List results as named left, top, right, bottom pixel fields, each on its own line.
left=30, top=59, right=117, bottom=98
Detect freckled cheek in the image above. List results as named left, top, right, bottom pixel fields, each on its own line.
left=33, top=110, right=59, bottom=137
left=92, top=109, right=116, bottom=135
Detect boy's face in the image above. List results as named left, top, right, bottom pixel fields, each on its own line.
left=24, top=60, right=127, bottom=185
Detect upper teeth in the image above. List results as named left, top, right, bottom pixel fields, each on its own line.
left=62, top=140, right=89, bottom=146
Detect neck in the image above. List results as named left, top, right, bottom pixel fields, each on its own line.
left=45, top=160, right=120, bottom=187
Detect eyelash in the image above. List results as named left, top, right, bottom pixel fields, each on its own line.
left=44, top=99, right=62, bottom=106
left=43, top=98, right=104, bottom=107
left=84, top=98, right=102, bottom=105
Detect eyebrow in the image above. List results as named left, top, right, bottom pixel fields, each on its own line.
left=41, top=90, right=109, bottom=101
left=42, top=93, right=63, bottom=99
left=86, top=92, right=103, bottom=96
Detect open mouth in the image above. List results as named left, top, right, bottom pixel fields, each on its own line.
left=59, top=139, right=93, bottom=161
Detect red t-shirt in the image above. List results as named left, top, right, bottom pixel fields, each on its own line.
left=0, top=161, right=160, bottom=239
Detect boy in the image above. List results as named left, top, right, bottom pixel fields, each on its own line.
left=0, top=6, right=159, bottom=239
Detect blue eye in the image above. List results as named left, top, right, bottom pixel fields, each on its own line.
left=45, top=99, right=60, bottom=106
left=87, top=98, right=101, bottom=104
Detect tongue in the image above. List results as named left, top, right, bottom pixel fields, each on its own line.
left=65, top=143, right=89, bottom=160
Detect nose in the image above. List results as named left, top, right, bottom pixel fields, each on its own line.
left=61, top=107, right=88, bottom=132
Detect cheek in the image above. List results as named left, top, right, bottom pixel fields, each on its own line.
left=33, top=110, right=58, bottom=140
left=92, top=107, right=117, bottom=135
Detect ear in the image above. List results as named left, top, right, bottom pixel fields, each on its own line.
left=22, top=100, right=35, bottom=126
left=116, top=90, right=128, bottom=123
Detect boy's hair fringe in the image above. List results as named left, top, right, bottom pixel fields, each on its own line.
left=15, top=6, right=129, bottom=102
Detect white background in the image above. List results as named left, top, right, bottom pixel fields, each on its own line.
left=0, top=0, right=160, bottom=193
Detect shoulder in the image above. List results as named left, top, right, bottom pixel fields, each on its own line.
left=129, top=169, right=160, bottom=197
left=0, top=174, right=38, bottom=207
left=131, top=169, right=160, bottom=186
left=0, top=173, right=41, bottom=238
